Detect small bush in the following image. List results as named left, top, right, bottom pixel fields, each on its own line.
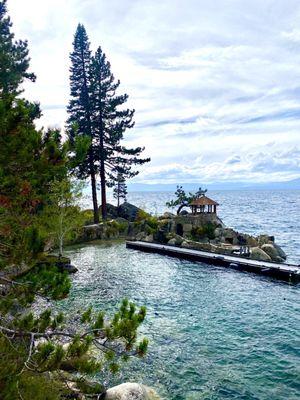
left=191, top=223, right=216, bottom=240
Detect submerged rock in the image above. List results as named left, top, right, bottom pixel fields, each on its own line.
left=105, top=383, right=160, bottom=400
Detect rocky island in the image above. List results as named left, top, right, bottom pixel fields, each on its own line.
left=81, top=192, right=287, bottom=264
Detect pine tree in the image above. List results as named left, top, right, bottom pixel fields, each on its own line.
left=113, top=173, right=128, bottom=209
left=89, top=46, right=150, bottom=219
left=67, top=24, right=100, bottom=223
left=0, top=0, right=35, bottom=96
left=0, top=7, right=148, bottom=398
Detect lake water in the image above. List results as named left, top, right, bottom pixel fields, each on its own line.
left=62, top=190, right=300, bottom=399
left=123, top=190, right=300, bottom=264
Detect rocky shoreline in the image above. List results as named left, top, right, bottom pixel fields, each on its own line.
left=80, top=202, right=287, bottom=264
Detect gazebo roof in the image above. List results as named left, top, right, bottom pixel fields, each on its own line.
left=189, top=195, right=219, bottom=206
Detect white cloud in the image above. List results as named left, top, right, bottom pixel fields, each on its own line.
left=7, top=0, right=300, bottom=185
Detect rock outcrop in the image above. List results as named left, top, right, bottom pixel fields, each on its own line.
left=98, top=203, right=143, bottom=222
left=250, top=247, right=272, bottom=261
left=105, top=383, right=160, bottom=400
left=83, top=202, right=288, bottom=264
left=261, top=243, right=286, bottom=262
left=132, top=212, right=288, bottom=263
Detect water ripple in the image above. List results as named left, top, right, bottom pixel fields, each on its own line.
left=60, top=242, right=300, bottom=400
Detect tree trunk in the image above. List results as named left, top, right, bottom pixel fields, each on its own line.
left=80, top=45, right=99, bottom=224
left=100, top=159, right=107, bottom=220
left=59, top=236, right=63, bottom=258
left=177, top=203, right=188, bottom=215
left=99, top=93, right=107, bottom=220
left=90, top=166, right=99, bottom=223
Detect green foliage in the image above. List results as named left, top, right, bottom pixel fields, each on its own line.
left=113, top=172, right=128, bottom=208
left=0, top=0, right=35, bottom=96
left=0, top=335, right=64, bottom=400
left=41, top=178, right=85, bottom=256
left=191, top=223, right=216, bottom=241
left=135, top=210, right=159, bottom=234
left=23, top=264, right=71, bottom=300
left=136, top=338, right=149, bottom=357
left=93, top=311, right=104, bottom=330
left=166, top=186, right=208, bottom=214
left=136, top=209, right=151, bottom=222
left=81, top=209, right=96, bottom=225
left=113, top=221, right=129, bottom=234
left=81, top=306, right=93, bottom=323
left=76, top=378, right=104, bottom=395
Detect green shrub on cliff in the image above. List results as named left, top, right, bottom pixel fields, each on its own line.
left=135, top=210, right=159, bottom=234
left=191, top=223, right=216, bottom=241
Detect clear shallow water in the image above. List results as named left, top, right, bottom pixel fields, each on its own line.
left=62, top=241, right=300, bottom=400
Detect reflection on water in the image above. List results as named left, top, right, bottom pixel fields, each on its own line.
left=62, top=241, right=300, bottom=400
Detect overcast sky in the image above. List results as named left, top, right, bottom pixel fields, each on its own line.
left=8, top=0, right=300, bottom=185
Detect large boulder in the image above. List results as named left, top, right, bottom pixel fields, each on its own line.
left=167, top=238, right=177, bottom=246
left=160, top=211, right=175, bottom=219
left=99, top=203, right=144, bottom=221
left=273, top=243, right=287, bottom=260
left=261, top=243, right=285, bottom=262
left=222, top=228, right=239, bottom=245
left=82, top=222, right=120, bottom=241
left=118, top=202, right=143, bottom=221
left=243, top=234, right=258, bottom=247
left=257, top=234, right=274, bottom=246
left=181, top=240, right=213, bottom=252
left=182, top=223, right=193, bottom=234
left=135, top=232, right=146, bottom=241
left=250, top=247, right=272, bottom=261
left=153, top=229, right=169, bottom=244
left=144, top=234, right=154, bottom=243
left=214, top=227, right=223, bottom=238
left=99, top=203, right=119, bottom=219
left=105, top=383, right=160, bottom=400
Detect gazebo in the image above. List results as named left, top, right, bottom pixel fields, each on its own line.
left=189, top=195, right=219, bottom=215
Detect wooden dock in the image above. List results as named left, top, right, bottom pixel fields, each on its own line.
left=126, top=241, right=300, bottom=283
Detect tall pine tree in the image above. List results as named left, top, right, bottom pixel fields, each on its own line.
left=67, top=24, right=100, bottom=223
left=113, top=172, right=128, bottom=209
left=68, top=26, right=150, bottom=221
left=89, top=46, right=150, bottom=219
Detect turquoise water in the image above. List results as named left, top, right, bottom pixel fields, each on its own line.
left=63, top=240, right=300, bottom=399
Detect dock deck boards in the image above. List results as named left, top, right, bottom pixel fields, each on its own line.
left=126, top=241, right=300, bottom=282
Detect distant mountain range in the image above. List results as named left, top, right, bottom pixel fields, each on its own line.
left=127, top=178, right=300, bottom=192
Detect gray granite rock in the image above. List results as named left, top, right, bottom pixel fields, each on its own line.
left=105, top=382, right=160, bottom=400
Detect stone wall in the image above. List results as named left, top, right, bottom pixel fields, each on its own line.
left=167, top=213, right=224, bottom=237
